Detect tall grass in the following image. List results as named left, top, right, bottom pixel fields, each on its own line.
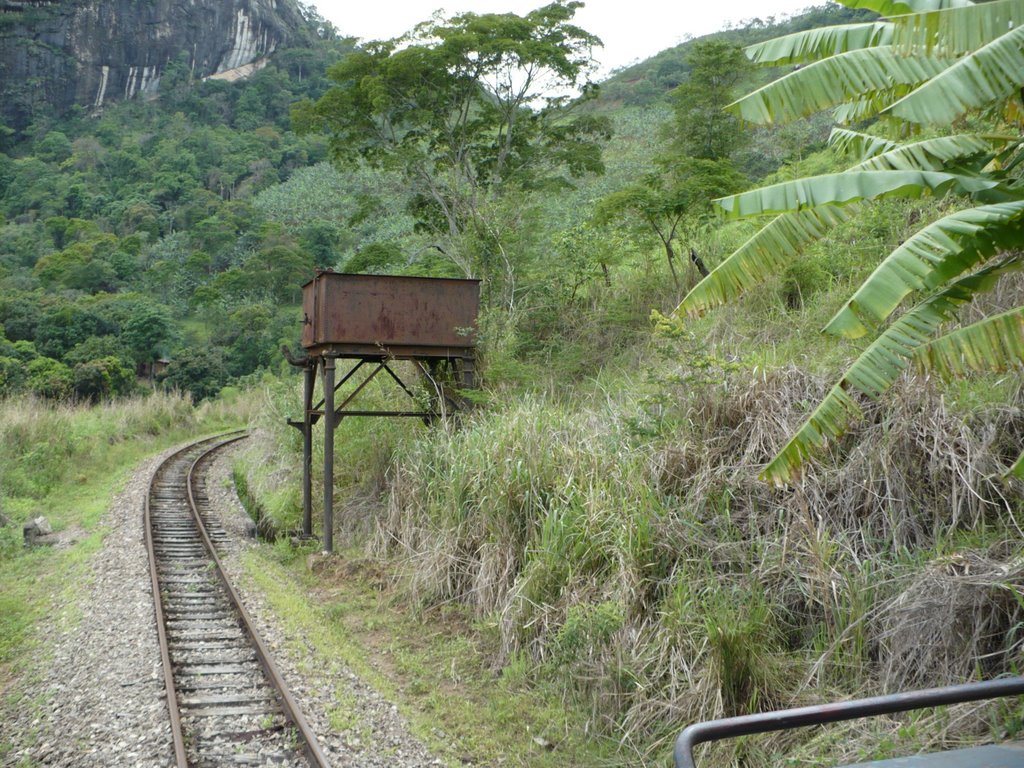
left=235, top=370, right=422, bottom=537
left=0, top=391, right=196, bottom=503
left=235, top=348, right=1024, bottom=765
left=363, top=362, right=1024, bottom=764
left=0, top=389, right=250, bottom=670
left=229, top=187, right=1024, bottom=764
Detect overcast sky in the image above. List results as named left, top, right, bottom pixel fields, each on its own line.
left=312, top=0, right=820, bottom=76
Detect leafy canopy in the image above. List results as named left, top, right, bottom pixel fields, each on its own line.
left=596, top=40, right=749, bottom=291
left=294, top=1, right=609, bottom=270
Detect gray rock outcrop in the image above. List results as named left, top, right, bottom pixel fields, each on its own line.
left=0, top=0, right=309, bottom=130
left=23, top=515, right=54, bottom=546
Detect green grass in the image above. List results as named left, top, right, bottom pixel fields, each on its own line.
left=240, top=543, right=622, bottom=766
left=244, top=358, right=1023, bottom=765
left=0, top=392, right=251, bottom=705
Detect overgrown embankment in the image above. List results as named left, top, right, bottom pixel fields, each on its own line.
left=0, top=392, right=251, bottom=676
left=240, top=349, right=1024, bottom=765
left=233, top=138, right=1024, bottom=767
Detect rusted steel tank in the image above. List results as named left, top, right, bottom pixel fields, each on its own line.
left=301, top=272, right=480, bottom=359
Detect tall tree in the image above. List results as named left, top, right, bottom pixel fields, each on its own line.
left=669, top=40, right=750, bottom=161
left=294, top=1, right=609, bottom=279
left=597, top=39, right=749, bottom=291
left=596, top=158, right=745, bottom=290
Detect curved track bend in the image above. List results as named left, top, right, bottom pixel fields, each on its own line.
left=145, top=434, right=330, bottom=768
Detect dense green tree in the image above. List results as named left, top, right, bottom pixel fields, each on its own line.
left=344, top=241, right=404, bottom=274
left=296, top=1, right=609, bottom=276
left=548, top=221, right=629, bottom=299
left=596, top=158, right=745, bottom=290
left=122, top=306, right=174, bottom=367
left=0, top=223, right=49, bottom=270
left=160, top=51, right=197, bottom=112
left=35, top=305, right=115, bottom=359
left=159, top=349, right=228, bottom=402
left=0, top=356, right=26, bottom=395
left=298, top=221, right=342, bottom=268
left=219, top=303, right=275, bottom=376
left=669, top=41, right=750, bottom=161
left=597, top=37, right=749, bottom=291
left=34, top=233, right=122, bottom=293
left=64, top=334, right=132, bottom=369
left=72, top=356, right=136, bottom=401
left=35, top=131, right=73, bottom=164
left=3, top=158, right=68, bottom=219
left=9, top=340, right=38, bottom=363
left=26, top=357, right=72, bottom=399
left=68, top=136, right=105, bottom=172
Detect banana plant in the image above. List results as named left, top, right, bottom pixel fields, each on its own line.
left=675, top=0, right=1024, bottom=484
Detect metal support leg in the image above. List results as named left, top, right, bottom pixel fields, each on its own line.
left=322, top=357, right=335, bottom=554
left=302, top=363, right=315, bottom=538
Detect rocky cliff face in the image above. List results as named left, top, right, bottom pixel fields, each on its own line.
left=0, top=0, right=309, bottom=130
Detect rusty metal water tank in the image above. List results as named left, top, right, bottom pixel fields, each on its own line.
left=301, top=272, right=480, bottom=359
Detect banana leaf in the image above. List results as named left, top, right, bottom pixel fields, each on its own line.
left=837, top=0, right=973, bottom=15
left=826, top=201, right=1024, bottom=338
left=674, top=205, right=857, bottom=318
left=914, top=305, right=1024, bottom=377
left=893, top=0, right=1024, bottom=57
left=761, top=256, right=1020, bottom=485
left=715, top=170, right=1000, bottom=219
left=746, top=22, right=894, bottom=65
left=848, top=134, right=1008, bottom=171
left=1009, top=451, right=1024, bottom=479
left=729, top=46, right=951, bottom=125
left=828, top=127, right=900, bottom=160
left=915, top=305, right=1024, bottom=480
left=886, top=24, right=1024, bottom=124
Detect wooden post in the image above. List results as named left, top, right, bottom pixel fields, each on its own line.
left=301, top=362, right=315, bottom=538
left=322, top=357, right=335, bottom=554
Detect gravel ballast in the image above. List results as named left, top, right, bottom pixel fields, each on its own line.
left=1, top=438, right=442, bottom=767
left=1, top=450, right=173, bottom=768
left=205, top=446, right=442, bottom=767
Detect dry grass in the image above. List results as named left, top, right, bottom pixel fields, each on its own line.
left=236, top=347, right=1024, bottom=766
left=359, top=359, right=1024, bottom=765
left=878, top=550, right=1024, bottom=689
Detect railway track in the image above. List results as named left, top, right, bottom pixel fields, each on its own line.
left=145, top=434, right=330, bottom=768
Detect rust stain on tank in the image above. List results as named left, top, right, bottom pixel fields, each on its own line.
left=375, top=307, right=396, bottom=340
left=302, top=272, right=480, bottom=357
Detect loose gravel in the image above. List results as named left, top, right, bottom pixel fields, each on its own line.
left=1, top=449, right=174, bottom=768
left=204, top=446, right=442, bottom=767
left=1, top=438, right=443, bottom=768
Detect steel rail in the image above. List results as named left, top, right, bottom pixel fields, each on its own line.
left=184, top=434, right=331, bottom=768
left=145, top=433, right=239, bottom=768
left=674, top=676, right=1024, bottom=768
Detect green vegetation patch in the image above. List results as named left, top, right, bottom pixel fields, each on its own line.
left=241, top=544, right=619, bottom=766
left=0, top=393, right=248, bottom=693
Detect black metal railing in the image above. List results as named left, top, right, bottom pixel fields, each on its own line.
left=675, top=677, right=1024, bottom=768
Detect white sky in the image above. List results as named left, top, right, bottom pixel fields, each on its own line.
left=313, top=0, right=820, bottom=76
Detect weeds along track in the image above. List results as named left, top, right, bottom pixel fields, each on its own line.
left=145, top=433, right=329, bottom=768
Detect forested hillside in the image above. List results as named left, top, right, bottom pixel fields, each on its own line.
left=0, top=2, right=869, bottom=406
left=0, top=8, right=354, bottom=400
left=2, top=0, right=1023, bottom=765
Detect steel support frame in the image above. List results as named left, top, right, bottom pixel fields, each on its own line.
left=291, top=353, right=471, bottom=554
